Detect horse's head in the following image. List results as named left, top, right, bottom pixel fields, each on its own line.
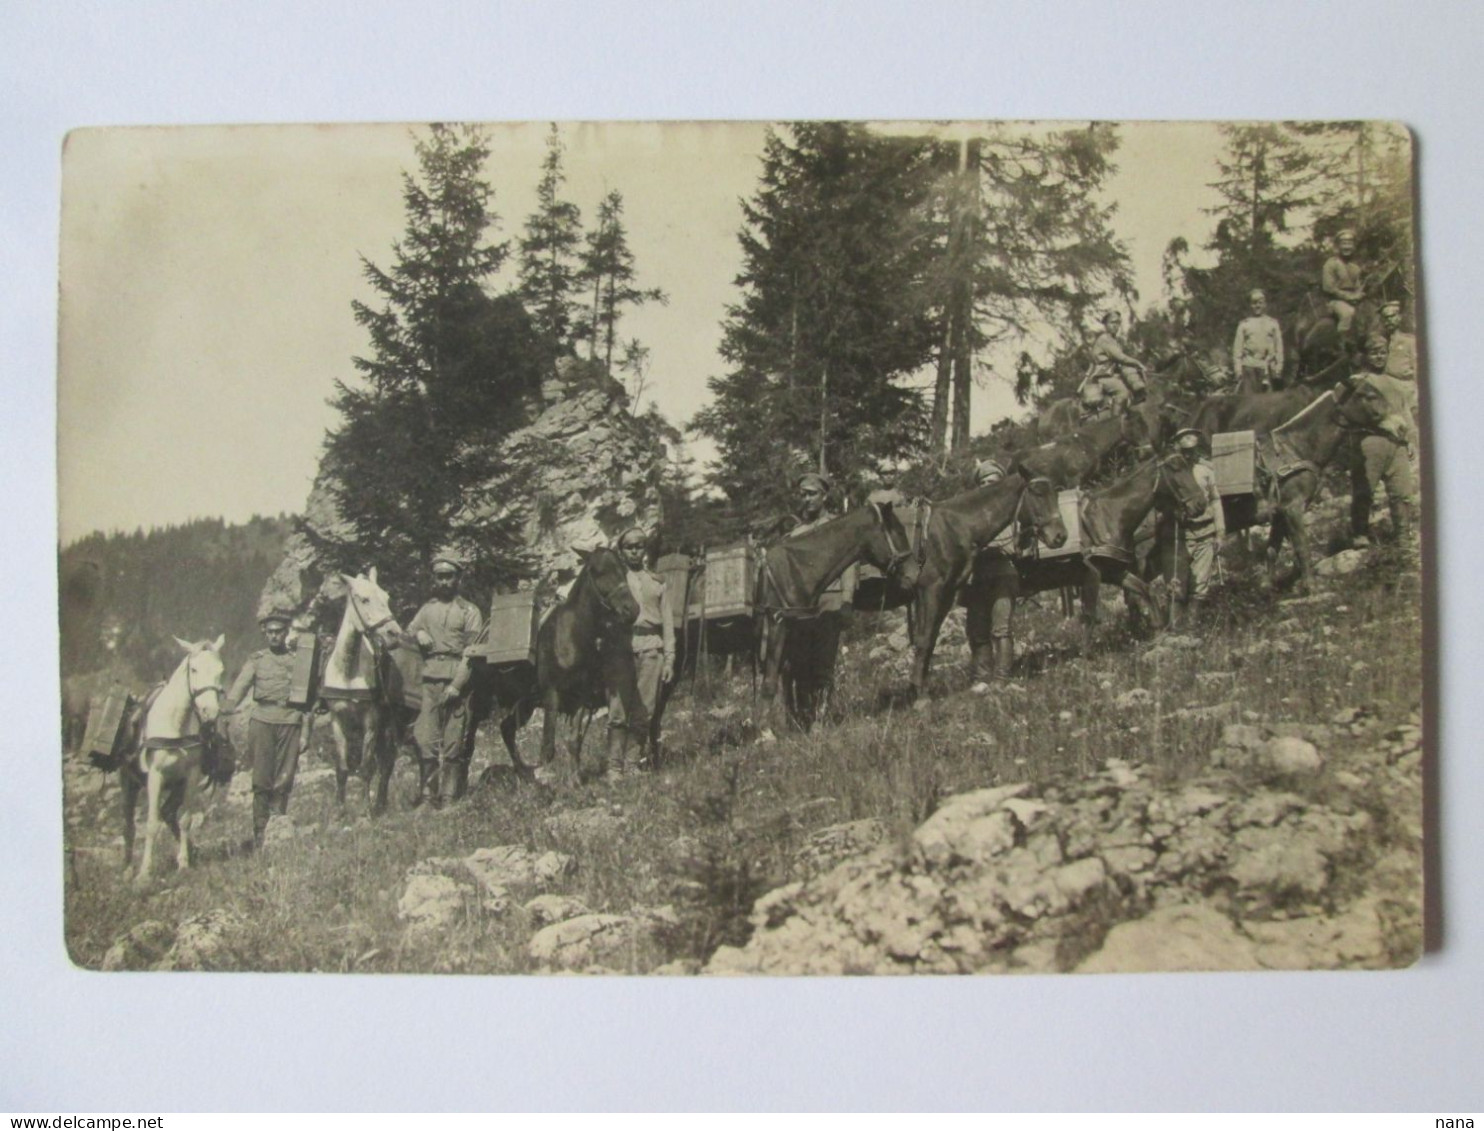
left=340, top=567, right=404, bottom=648
left=1016, top=470, right=1068, bottom=550
left=578, top=546, right=642, bottom=629
left=1157, top=452, right=1207, bottom=522
left=172, top=634, right=225, bottom=725
left=1333, top=377, right=1395, bottom=435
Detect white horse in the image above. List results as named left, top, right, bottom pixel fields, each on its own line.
left=133, top=635, right=225, bottom=884
left=317, top=569, right=409, bottom=813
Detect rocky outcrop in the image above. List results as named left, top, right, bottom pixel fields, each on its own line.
left=707, top=721, right=1420, bottom=975
left=258, top=356, right=668, bottom=615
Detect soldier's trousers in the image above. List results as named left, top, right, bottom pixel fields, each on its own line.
left=781, top=613, right=844, bottom=731
left=1238, top=365, right=1273, bottom=395
left=249, top=718, right=302, bottom=821
left=965, top=570, right=1018, bottom=644
left=1177, top=523, right=1219, bottom=602
left=604, top=643, right=665, bottom=763
left=1330, top=300, right=1356, bottom=334
left=414, top=681, right=470, bottom=770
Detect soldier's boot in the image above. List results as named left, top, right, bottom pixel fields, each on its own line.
left=968, top=643, right=994, bottom=690
left=1170, top=599, right=1188, bottom=631
left=251, top=792, right=272, bottom=850
left=1351, top=491, right=1373, bottom=547
left=442, top=760, right=469, bottom=806
left=272, top=789, right=290, bottom=817
left=992, top=636, right=1015, bottom=681
left=604, top=726, right=630, bottom=781
left=412, top=759, right=439, bottom=809
left=1389, top=499, right=1418, bottom=546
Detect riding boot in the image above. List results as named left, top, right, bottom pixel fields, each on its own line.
left=1351, top=491, right=1372, bottom=545
left=1170, top=599, right=1188, bottom=631
left=1389, top=499, right=1418, bottom=547
left=412, top=759, right=439, bottom=809
left=992, top=637, right=1015, bottom=680
left=251, top=792, right=271, bottom=849
left=604, top=726, right=629, bottom=780
left=442, top=760, right=468, bottom=806
left=968, top=643, right=994, bottom=686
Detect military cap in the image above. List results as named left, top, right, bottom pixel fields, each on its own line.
left=796, top=471, right=832, bottom=494
left=430, top=553, right=464, bottom=575
left=1100, top=310, right=1123, bottom=326
left=1336, top=228, right=1356, bottom=241
left=1171, top=427, right=1205, bottom=450
left=1381, top=300, right=1402, bottom=316
left=258, top=608, right=294, bottom=628
left=615, top=526, right=649, bottom=549
left=974, top=457, right=1007, bottom=484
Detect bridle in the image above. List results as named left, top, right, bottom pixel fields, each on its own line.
left=586, top=548, right=640, bottom=626
left=757, top=504, right=915, bottom=619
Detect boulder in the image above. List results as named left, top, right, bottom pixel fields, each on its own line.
left=1076, top=904, right=1259, bottom=973
left=1263, top=736, right=1323, bottom=776
left=528, top=913, right=643, bottom=969
left=155, top=909, right=252, bottom=971
left=1315, top=549, right=1367, bottom=577
left=523, top=893, right=592, bottom=927
left=398, top=873, right=469, bottom=933
left=100, top=920, right=174, bottom=971
left=912, top=785, right=1028, bottom=868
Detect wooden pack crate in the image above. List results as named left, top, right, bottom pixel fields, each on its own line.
left=1028, top=488, right=1083, bottom=559
left=288, top=632, right=321, bottom=708
left=484, top=591, right=541, bottom=667
left=83, top=689, right=134, bottom=760
left=657, top=553, right=697, bottom=633
left=691, top=544, right=756, bottom=621
left=1212, top=430, right=1257, bottom=496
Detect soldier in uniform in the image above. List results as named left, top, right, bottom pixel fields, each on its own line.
left=603, top=527, right=677, bottom=778
left=222, top=608, right=307, bottom=848
left=1080, top=311, right=1149, bottom=414
left=1376, top=300, right=1419, bottom=421
left=1349, top=338, right=1419, bottom=548
left=962, top=458, right=1020, bottom=693
left=1322, top=229, right=1366, bottom=338
left=1169, top=428, right=1226, bottom=628
left=406, top=554, right=484, bottom=807
left=1232, top=289, right=1284, bottom=393
left=779, top=471, right=855, bottom=730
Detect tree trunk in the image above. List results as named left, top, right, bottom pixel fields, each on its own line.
left=949, top=138, right=981, bottom=452
left=930, top=330, right=951, bottom=453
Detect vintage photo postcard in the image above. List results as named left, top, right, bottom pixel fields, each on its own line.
left=58, top=120, right=1423, bottom=975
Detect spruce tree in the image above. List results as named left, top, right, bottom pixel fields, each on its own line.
left=576, top=190, right=667, bottom=374
left=517, top=124, right=584, bottom=359
left=321, top=123, right=544, bottom=601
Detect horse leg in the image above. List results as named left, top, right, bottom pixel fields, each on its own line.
left=176, top=772, right=201, bottom=872
left=135, top=757, right=162, bottom=885
left=537, top=685, right=561, bottom=783
left=1081, top=563, right=1104, bottom=642
left=120, top=769, right=140, bottom=869
left=1350, top=447, right=1375, bottom=543
left=500, top=697, right=537, bottom=782
left=909, top=581, right=954, bottom=700
left=1282, top=487, right=1314, bottom=596
left=327, top=703, right=352, bottom=807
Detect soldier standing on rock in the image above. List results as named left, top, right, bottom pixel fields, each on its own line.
left=963, top=458, right=1021, bottom=694
left=1348, top=339, right=1419, bottom=549
left=406, top=554, right=484, bottom=807
left=222, top=608, right=307, bottom=849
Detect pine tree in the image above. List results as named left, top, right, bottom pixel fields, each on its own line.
left=692, top=123, right=942, bottom=528
left=576, top=190, right=667, bottom=374
left=321, top=123, right=545, bottom=601
left=927, top=123, right=1134, bottom=444
left=517, top=124, right=584, bottom=359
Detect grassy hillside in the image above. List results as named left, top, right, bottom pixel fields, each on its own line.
left=61, top=491, right=1422, bottom=974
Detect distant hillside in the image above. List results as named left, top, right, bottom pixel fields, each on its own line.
left=59, top=515, right=293, bottom=688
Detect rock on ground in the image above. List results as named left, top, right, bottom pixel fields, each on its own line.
left=155, top=909, right=253, bottom=971
left=100, top=920, right=174, bottom=971
left=1076, top=905, right=1258, bottom=973
left=398, top=873, right=470, bottom=933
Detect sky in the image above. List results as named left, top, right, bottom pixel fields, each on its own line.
left=57, top=119, right=1225, bottom=544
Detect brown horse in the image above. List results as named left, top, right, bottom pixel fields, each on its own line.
left=1019, top=409, right=1153, bottom=488
left=1019, top=454, right=1207, bottom=635
left=904, top=472, right=1068, bottom=698
left=755, top=499, right=920, bottom=722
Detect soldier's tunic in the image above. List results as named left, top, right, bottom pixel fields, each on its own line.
left=224, top=644, right=304, bottom=808
left=604, top=568, right=677, bottom=758
left=1178, top=460, right=1226, bottom=603
left=780, top=511, right=855, bottom=731
left=1085, top=331, right=1147, bottom=408
left=1232, top=313, right=1284, bottom=391
left=1322, top=256, right=1364, bottom=333
left=407, top=595, right=484, bottom=771
left=1384, top=330, right=1420, bottom=422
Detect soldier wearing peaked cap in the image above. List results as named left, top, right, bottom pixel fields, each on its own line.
left=1080, top=311, right=1148, bottom=415
left=779, top=470, right=854, bottom=731
left=601, top=526, right=677, bottom=778
left=963, top=458, right=1021, bottom=692
left=406, top=554, right=483, bottom=807
left=1322, top=229, right=1365, bottom=338
left=223, top=607, right=307, bottom=848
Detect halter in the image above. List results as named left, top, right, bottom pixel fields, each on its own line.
left=586, top=549, right=639, bottom=625
left=347, top=590, right=396, bottom=642
left=1013, top=476, right=1058, bottom=541
left=184, top=653, right=223, bottom=710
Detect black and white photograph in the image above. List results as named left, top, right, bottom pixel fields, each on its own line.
left=57, top=118, right=1424, bottom=977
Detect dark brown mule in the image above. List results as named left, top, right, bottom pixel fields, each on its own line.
left=754, top=500, right=919, bottom=724
left=904, top=472, right=1067, bottom=698
left=1152, top=384, right=1386, bottom=597
left=491, top=547, right=640, bottom=783
left=1020, top=454, right=1206, bottom=636
left=1019, top=409, right=1153, bottom=487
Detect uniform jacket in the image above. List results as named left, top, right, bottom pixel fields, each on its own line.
left=408, top=595, right=484, bottom=682
left=1322, top=256, right=1364, bottom=303
left=225, top=645, right=302, bottom=725
left=625, top=569, right=677, bottom=657
left=1187, top=461, right=1226, bottom=539
left=1232, top=314, right=1284, bottom=374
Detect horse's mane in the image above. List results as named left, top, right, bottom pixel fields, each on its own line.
left=1274, top=390, right=1337, bottom=436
